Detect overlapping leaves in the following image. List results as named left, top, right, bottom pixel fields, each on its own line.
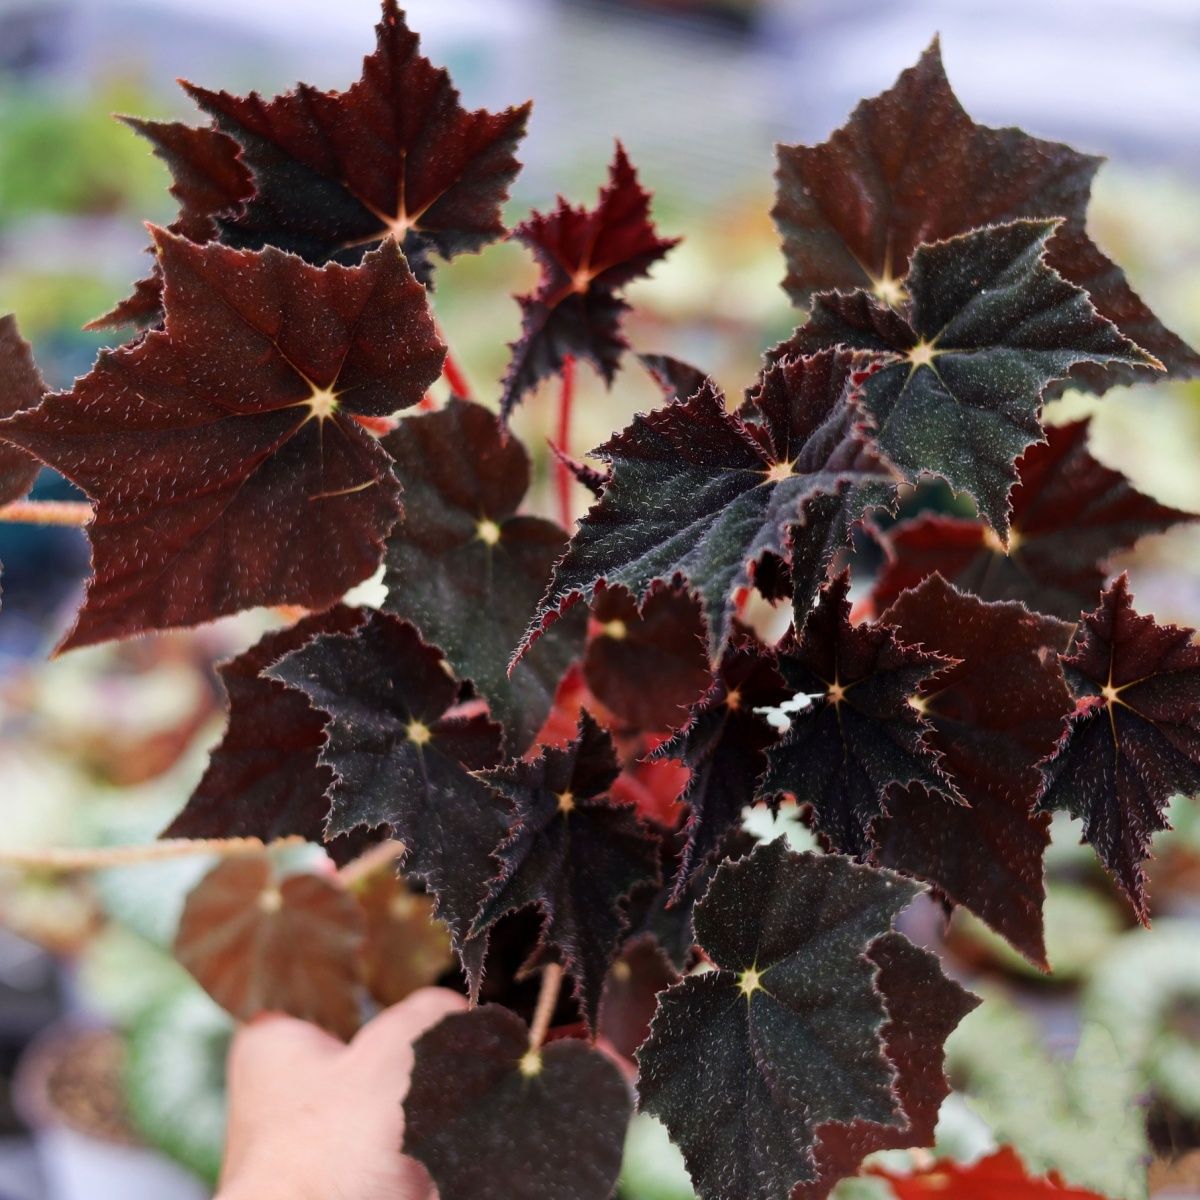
left=776, top=220, right=1158, bottom=531
left=1039, top=574, right=1200, bottom=919
left=501, top=144, right=678, bottom=418
left=472, top=712, right=660, bottom=1027
left=773, top=38, right=1200, bottom=390
left=871, top=419, right=1196, bottom=619
left=0, top=315, right=44, bottom=505
left=382, top=398, right=585, bottom=753
left=0, top=234, right=443, bottom=648
left=268, top=609, right=504, bottom=984
left=520, top=349, right=898, bottom=666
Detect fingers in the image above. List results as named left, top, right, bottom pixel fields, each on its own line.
left=349, top=987, right=468, bottom=1077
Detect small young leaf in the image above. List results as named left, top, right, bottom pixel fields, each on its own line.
left=381, top=398, right=585, bottom=753
left=583, top=585, right=711, bottom=733
left=174, top=854, right=363, bottom=1039
left=501, top=144, right=678, bottom=419
left=874, top=574, right=1074, bottom=967
left=776, top=220, right=1159, bottom=532
left=635, top=839, right=919, bottom=1200
left=357, top=872, right=453, bottom=1007
left=267, top=610, right=505, bottom=984
left=0, top=314, right=44, bottom=505
left=639, top=352, right=710, bottom=403
left=758, top=571, right=957, bottom=858
left=1039, top=574, right=1197, bottom=919
left=472, top=711, right=660, bottom=1028
left=87, top=119, right=253, bottom=329
left=163, top=605, right=371, bottom=862
left=871, top=419, right=1196, bottom=620
left=0, top=234, right=443, bottom=649
left=651, top=629, right=787, bottom=894
left=403, top=1005, right=632, bottom=1200
left=772, top=38, right=1199, bottom=391
left=185, top=0, right=530, bottom=282
left=870, top=1146, right=1109, bottom=1200
left=794, top=932, right=980, bottom=1200
left=521, top=349, right=897, bottom=665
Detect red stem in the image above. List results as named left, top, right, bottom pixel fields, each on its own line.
left=555, top=355, right=576, bottom=529
left=431, top=316, right=474, bottom=400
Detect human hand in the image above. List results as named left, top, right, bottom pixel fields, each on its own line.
left=215, top=987, right=467, bottom=1200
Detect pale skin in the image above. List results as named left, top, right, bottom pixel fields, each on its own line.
left=216, top=987, right=467, bottom=1200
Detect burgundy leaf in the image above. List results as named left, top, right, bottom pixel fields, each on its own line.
left=0, top=314, right=43, bottom=505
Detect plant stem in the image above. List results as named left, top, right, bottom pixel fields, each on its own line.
left=528, top=962, right=564, bottom=1052
left=0, top=499, right=92, bottom=526
left=555, top=355, right=576, bottom=529
left=0, top=835, right=304, bottom=873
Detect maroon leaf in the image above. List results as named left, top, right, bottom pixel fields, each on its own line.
left=185, top=1, right=530, bottom=281
left=772, top=38, right=1199, bottom=391
left=794, top=932, right=980, bottom=1200
left=583, top=585, right=711, bottom=733
left=174, top=854, right=364, bottom=1039
left=500, top=143, right=678, bottom=419
left=403, top=1005, right=632, bottom=1200
left=759, top=571, right=958, bottom=858
left=0, top=315, right=43, bottom=506
left=873, top=575, right=1074, bottom=967
left=87, top=119, right=253, bottom=330
left=472, top=711, right=661, bottom=1029
left=599, top=935, right=680, bottom=1061
left=872, top=420, right=1196, bottom=620
left=0, top=233, right=443, bottom=650
left=651, top=629, right=788, bottom=895
left=639, top=352, right=710, bottom=402
left=520, top=350, right=898, bottom=666
left=162, top=606, right=370, bottom=861
left=1039, top=574, right=1198, bottom=919
left=381, top=398, right=585, bottom=753
left=267, top=610, right=505, bottom=987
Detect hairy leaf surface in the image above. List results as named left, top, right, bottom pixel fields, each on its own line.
left=382, top=398, right=585, bottom=753
left=759, top=572, right=957, bottom=858
left=1039, top=574, right=1198, bottom=919
left=0, top=315, right=43, bottom=505
left=186, top=1, right=529, bottom=281
left=175, top=854, right=363, bottom=1039
left=268, top=610, right=504, bottom=983
left=501, top=144, right=678, bottom=418
left=403, top=1005, right=632, bottom=1200
left=521, top=349, right=897, bottom=665
left=636, top=840, right=918, bottom=1200
left=0, top=234, right=443, bottom=649
left=472, top=712, right=660, bottom=1028
left=872, top=420, right=1196, bottom=619
left=874, top=575, right=1074, bottom=966
left=777, top=221, right=1157, bottom=531
left=773, top=38, right=1199, bottom=390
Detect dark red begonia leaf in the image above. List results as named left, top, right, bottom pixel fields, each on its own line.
left=87, top=119, right=254, bottom=330
left=1038, top=574, right=1198, bottom=919
left=639, top=352, right=711, bottom=403
left=381, top=398, right=585, bottom=753
left=758, top=571, right=958, bottom=859
left=500, top=143, right=679, bottom=419
left=185, top=1, right=530, bottom=282
left=636, top=840, right=920, bottom=1200
left=583, top=585, right=711, bottom=733
left=651, top=629, right=788, bottom=895
left=0, top=315, right=43, bottom=505
left=163, top=605, right=371, bottom=863
left=773, top=38, right=1200, bottom=391
left=472, top=711, right=660, bottom=1030
left=872, top=420, right=1196, bottom=620
left=520, top=349, right=899, bottom=667
left=870, top=1146, right=1109, bottom=1200
left=776, top=220, right=1158, bottom=533
left=599, top=934, right=680, bottom=1061
left=267, top=609, right=504, bottom=988
left=403, top=1005, right=632, bottom=1200
left=175, top=854, right=364, bottom=1039
left=794, top=932, right=980, bottom=1200
left=0, top=233, right=443, bottom=650
left=874, top=575, right=1074, bottom=967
